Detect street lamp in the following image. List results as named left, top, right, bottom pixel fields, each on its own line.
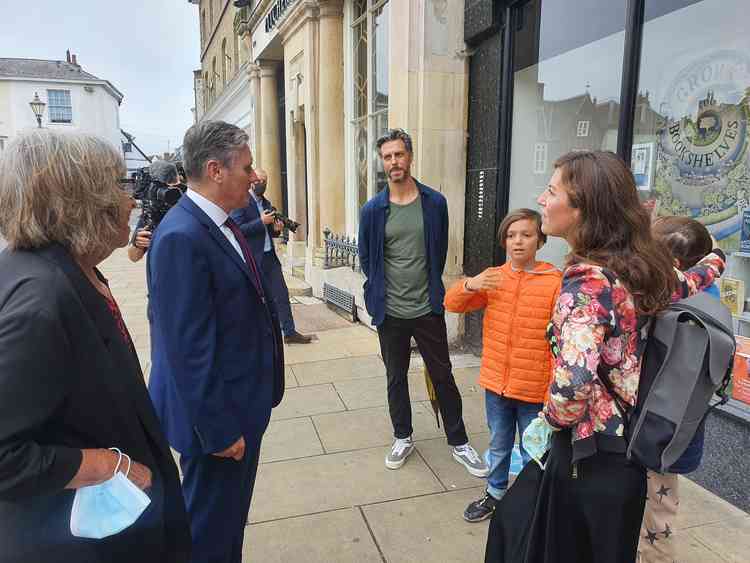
left=29, top=92, right=46, bottom=128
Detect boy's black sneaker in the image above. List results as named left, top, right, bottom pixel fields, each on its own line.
left=463, top=492, right=501, bottom=522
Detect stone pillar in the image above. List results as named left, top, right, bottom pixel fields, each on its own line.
left=317, top=0, right=346, bottom=233
left=248, top=64, right=261, bottom=162
left=259, top=61, right=283, bottom=207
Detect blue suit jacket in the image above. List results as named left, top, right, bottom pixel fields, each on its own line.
left=229, top=194, right=277, bottom=266
left=147, top=196, right=284, bottom=457
left=357, top=180, right=449, bottom=326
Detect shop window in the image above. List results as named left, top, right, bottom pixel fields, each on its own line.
left=533, top=143, right=548, bottom=174
left=349, top=0, right=390, bottom=217
left=576, top=120, right=590, bottom=137
left=633, top=0, right=749, bottom=255
left=222, top=38, right=229, bottom=87
left=47, top=89, right=72, bottom=123
left=507, top=0, right=627, bottom=266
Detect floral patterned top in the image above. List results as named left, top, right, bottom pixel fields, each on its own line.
left=543, top=253, right=725, bottom=462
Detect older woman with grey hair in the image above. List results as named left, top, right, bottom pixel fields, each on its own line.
left=0, top=129, right=190, bottom=563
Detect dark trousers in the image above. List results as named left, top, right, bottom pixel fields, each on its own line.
left=261, top=251, right=295, bottom=335
left=377, top=313, right=468, bottom=446
left=180, top=441, right=261, bottom=563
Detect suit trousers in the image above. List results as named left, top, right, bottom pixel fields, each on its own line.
left=179, top=441, right=261, bottom=563
left=261, top=252, right=295, bottom=335
left=377, top=313, right=469, bottom=446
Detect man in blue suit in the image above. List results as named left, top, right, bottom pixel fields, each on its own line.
left=230, top=169, right=313, bottom=344
left=147, top=120, right=284, bottom=563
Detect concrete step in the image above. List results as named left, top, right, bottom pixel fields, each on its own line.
left=285, top=274, right=312, bottom=297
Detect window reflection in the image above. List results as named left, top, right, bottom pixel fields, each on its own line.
left=508, top=0, right=627, bottom=266
left=635, top=0, right=749, bottom=252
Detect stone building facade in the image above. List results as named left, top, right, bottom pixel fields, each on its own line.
left=233, top=0, right=471, bottom=339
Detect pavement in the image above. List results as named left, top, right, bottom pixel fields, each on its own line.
left=100, top=246, right=750, bottom=563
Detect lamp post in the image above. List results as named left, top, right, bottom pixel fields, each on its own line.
left=29, top=93, right=46, bottom=128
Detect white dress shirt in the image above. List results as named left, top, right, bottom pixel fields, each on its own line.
left=186, top=189, right=245, bottom=263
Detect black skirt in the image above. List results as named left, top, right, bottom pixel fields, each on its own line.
left=485, top=430, right=647, bottom=563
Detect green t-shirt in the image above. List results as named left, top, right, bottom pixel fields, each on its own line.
left=383, top=196, right=432, bottom=319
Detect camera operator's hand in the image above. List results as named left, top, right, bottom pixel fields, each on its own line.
left=261, top=210, right=275, bottom=226
left=134, top=229, right=152, bottom=250
left=273, top=219, right=284, bottom=233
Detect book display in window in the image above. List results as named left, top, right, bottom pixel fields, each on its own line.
left=720, top=277, right=745, bottom=316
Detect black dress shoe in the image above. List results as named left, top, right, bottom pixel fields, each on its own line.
left=284, top=331, right=313, bottom=344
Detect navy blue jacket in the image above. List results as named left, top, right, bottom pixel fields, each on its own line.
left=358, top=180, right=449, bottom=326
left=147, top=196, right=284, bottom=457
left=229, top=193, right=277, bottom=266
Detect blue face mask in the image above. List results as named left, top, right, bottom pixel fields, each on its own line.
left=70, top=448, right=151, bottom=539
left=522, top=416, right=555, bottom=469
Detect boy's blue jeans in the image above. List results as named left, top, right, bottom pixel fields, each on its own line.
left=485, top=390, right=543, bottom=499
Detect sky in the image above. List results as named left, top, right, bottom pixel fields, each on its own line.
left=0, top=0, right=201, bottom=156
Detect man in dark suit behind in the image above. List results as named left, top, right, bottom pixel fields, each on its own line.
left=147, top=120, right=284, bottom=563
left=230, top=169, right=313, bottom=344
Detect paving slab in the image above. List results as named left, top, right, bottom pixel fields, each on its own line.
left=284, top=340, right=354, bottom=365
left=675, top=476, right=748, bottom=529
left=415, top=433, right=490, bottom=491
left=342, top=336, right=383, bottom=357
left=270, top=384, right=346, bottom=421
left=249, top=446, right=444, bottom=523
left=669, top=534, right=729, bottom=563
left=334, top=371, right=483, bottom=412
left=290, top=303, right=353, bottom=333
left=686, top=515, right=750, bottom=562
left=362, top=488, right=489, bottom=563
left=293, top=354, right=385, bottom=386
left=314, top=325, right=376, bottom=342
left=260, top=418, right=324, bottom=463
left=284, top=366, right=298, bottom=389
left=312, top=403, right=445, bottom=453
left=243, top=508, right=382, bottom=563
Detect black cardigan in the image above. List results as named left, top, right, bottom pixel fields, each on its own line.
left=0, top=245, right=190, bottom=563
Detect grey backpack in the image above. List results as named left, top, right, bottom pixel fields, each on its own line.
left=600, top=291, right=736, bottom=474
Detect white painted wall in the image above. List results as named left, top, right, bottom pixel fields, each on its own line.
left=0, top=79, right=122, bottom=154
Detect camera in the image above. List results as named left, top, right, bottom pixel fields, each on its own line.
left=131, top=166, right=185, bottom=233
left=142, top=180, right=184, bottom=231
left=270, top=207, right=301, bottom=233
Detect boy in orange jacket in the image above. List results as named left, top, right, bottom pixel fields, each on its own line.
left=445, top=208, right=561, bottom=522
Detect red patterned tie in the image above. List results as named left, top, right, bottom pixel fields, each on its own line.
left=224, top=217, right=266, bottom=302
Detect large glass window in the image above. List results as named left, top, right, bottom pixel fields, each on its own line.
left=47, top=89, right=72, bottom=123
left=507, top=0, right=628, bottom=266
left=350, top=0, right=389, bottom=214
left=633, top=0, right=749, bottom=253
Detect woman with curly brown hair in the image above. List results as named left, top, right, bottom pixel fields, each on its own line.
left=485, top=151, right=725, bottom=563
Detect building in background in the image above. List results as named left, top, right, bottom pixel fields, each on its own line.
left=224, top=0, right=470, bottom=338
left=189, top=1, right=253, bottom=134
left=0, top=53, right=124, bottom=153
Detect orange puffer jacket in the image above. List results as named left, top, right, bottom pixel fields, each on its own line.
left=445, top=262, right=562, bottom=403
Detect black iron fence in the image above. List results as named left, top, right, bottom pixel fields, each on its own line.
left=323, top=228, right=360, bottom=271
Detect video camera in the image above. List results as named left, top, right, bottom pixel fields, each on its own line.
left=132, top=166, right=185, bottom=232
left=270, top=207, right=301, bottom=233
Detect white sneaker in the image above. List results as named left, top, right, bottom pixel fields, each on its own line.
left=385, top=437, right=415, bottom=469
left=453, top=443, right=490, bottom=477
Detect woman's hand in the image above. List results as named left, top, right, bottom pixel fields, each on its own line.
left=466, top=268, right=503, bottom=291
left=66, top=449, right=152, bottom=491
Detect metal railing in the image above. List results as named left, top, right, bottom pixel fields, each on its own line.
left=323, top=228, right=360, bottom=271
